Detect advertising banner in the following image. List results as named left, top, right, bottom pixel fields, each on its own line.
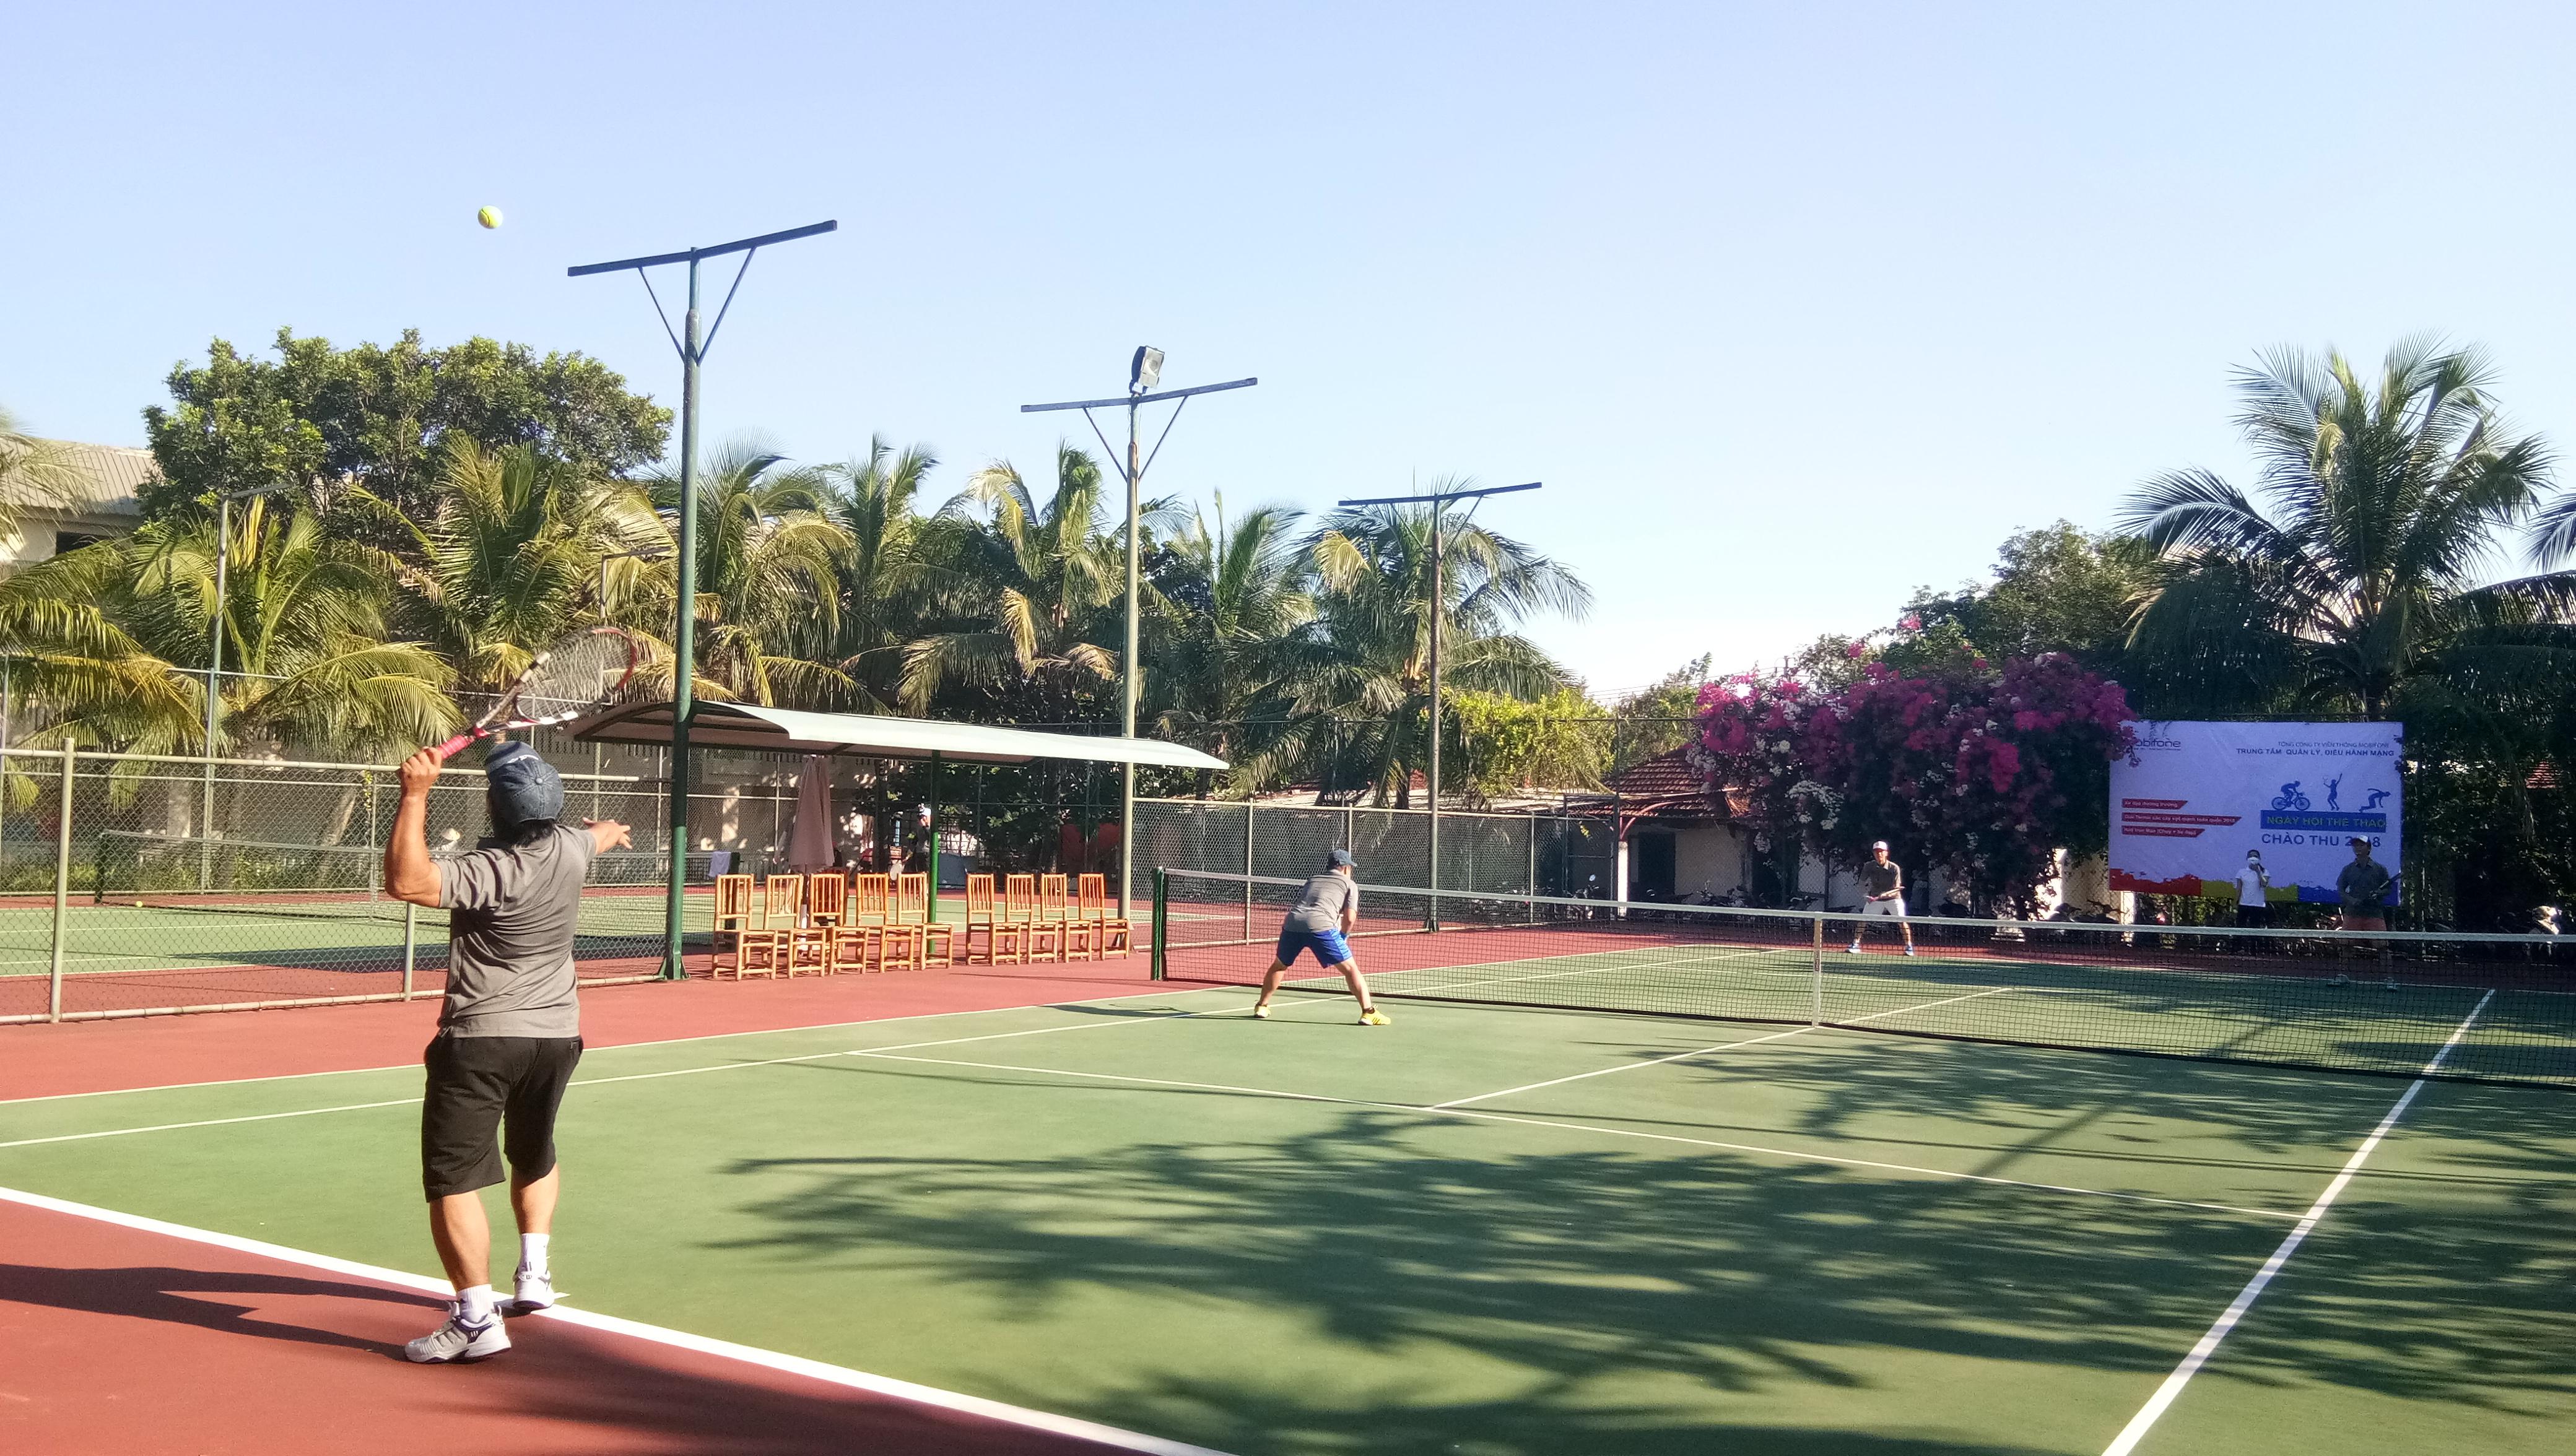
left=2108, top=721, right=2401, bottom=903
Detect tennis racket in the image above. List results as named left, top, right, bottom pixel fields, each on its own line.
left=432, top=626, right=643, bottom=761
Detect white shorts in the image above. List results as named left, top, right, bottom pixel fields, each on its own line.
left=1861, top=897, right=1907, bottom=918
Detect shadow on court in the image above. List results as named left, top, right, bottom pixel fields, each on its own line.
left=698, top=1039, right=2575, bottom=1456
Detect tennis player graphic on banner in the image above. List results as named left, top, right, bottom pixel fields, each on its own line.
left=2108, top=721, right=2402, bottom=911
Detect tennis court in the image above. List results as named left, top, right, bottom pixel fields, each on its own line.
left=5, top=897, right=2571, bottom=1454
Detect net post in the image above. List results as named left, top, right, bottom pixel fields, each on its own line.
left=1809, top=912, right=1824, bottom=1027
left=401, top=901, right=419, bottom=999
left=48, top=738, right=74, bottom=1023
left=1242, top=802, right=1254, bottom=942
left=1151, top=867, right=1168, bottom=979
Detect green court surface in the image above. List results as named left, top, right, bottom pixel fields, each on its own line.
left=3, top=984, right=2570, bottom=1454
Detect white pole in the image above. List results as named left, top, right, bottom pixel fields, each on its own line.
left=48, top=739, right=74, bottom=1023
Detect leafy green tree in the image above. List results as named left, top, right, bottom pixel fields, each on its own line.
left=1446, top=687, right=1607, bottom=798
left=1608, top=655, right=1710, bottom=773
left=1904, top=521, right=2156, bottom=673
left=1147, top=495, right=1311, bottom=789
left=823, top=436, right=942, bottom=711
left=141, top=329, right=670, bottom=522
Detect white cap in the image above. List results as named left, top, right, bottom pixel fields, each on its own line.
left=1872, top=839, right=1889, bottom=850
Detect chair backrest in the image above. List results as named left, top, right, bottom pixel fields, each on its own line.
left=764, top=874, right=804, bottom=924
left=1037, top=873, right=1069, bottom=921
left=1002, top=873, right=1037, bottom=923
left=713, top=874, right=755, bottom=927
left=892, top=873, right=929, bottom=924
left=807, top=872, right=846, bottom=925
left=1076, top=873, right=1109, bottom=922
left=964, top=873, right=996, bottom=924
left=851, top=873, right=891, bottom=921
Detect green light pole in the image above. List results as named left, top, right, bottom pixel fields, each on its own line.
left=1020, top=352, right=1256, bottom=916
left=570, top=220, right=837, bottom=979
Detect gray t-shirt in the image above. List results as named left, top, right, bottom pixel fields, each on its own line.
left=1284, top=872, right=1357, bottom=934
left=1860, top=860, right=1901, bottom=898
left=437, top=823, right=594, bottom=1038
left=2336, top=859, right=2394, bottom=910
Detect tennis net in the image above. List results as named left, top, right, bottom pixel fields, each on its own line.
left=1151, top=867, right=2576, bottom=1089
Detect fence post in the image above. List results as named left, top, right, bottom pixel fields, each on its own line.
left=1809, top=913, right=1824, bottom=1027
left=1526, top=815, right=1538, bottom=920
left=48, top=739, right=74, bottom=1023
left=402, top=901, right=419, bottom=999
left=1242, top=801, right=1255, bottom=942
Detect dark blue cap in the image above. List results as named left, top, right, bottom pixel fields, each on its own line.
left=484, top=741, right=565, bottom=831
left=1327, top=848, right=1354, bottom=869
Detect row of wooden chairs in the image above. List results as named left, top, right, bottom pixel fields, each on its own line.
left=708, top=869, right=1133, bottom=978
left=961, top=872, right=1131, bottom=965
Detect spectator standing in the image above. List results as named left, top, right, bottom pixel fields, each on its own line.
left=2335, top=836, right=2394, bottom=932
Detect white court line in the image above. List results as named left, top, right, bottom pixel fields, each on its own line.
left=1430, top=985, right=2019, bottom=1110
left=0, top=980, right=1240, bottom=1106
left=0, top=1183, right=1234, bottom=1456
left=846, top=1048, right=2301, bottom=1223
left=2096, top=989, right=2496, bottom=1456
left=0, top=999, right=1267, bottom=1150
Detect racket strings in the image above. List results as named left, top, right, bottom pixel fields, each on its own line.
left=513, top=630, right=640, bottom=721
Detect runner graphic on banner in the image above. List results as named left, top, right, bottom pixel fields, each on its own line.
left=2108, top=721, right=2401, bottom=906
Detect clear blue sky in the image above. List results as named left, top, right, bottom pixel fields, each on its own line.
left=11, top=2, right=2574, bottom=694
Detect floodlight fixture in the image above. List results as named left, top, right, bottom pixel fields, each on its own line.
left=1131, top=346, right=1164, bottom=396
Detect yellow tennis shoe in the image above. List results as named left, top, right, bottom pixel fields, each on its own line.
left=1358, top=1008, right=1390, bottom=1026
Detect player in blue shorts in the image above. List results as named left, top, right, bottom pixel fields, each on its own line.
left=1250, top=849, right=1389, bottom=1026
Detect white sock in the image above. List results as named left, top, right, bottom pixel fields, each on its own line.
left=519, top=1233, right=550, bottom=1275
left=458, top=1284, right=497, bottom=1322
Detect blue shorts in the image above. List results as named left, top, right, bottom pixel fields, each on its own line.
left=1275, top=926, right=1354, bottom=968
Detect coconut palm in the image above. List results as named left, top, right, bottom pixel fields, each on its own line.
left=2118, top=339, right=2569, bottom=718
left=1255, top=487, right=1592, bottom=805
left=899, top=444, right=1177, bottom=716
left=363, top=440, right=664, bottom=696
left=1147, top=495, right=1311, bottom=789
left=0, top=499, right=452, bottom=761
left=823, top=436, right=941, bottom=709
left=0, top=404, right=82, bottom=547
left=644, top=440, right=853, bottom=707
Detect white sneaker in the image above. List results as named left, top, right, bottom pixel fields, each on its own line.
left=405, top=1302, right=511, bottom=1363
left=1903, top=947, right=1917, bottom=957
left=1250, top=1004, right=1272, bottom=1020
left=1845, top=945, right=1862, bottom=955
left=508, top=1267, right=559, bottom=1313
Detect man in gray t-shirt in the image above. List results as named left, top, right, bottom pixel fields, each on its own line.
left=1249, top=849, right=1389, bottom=1025
left=386, top=740, right=630, bottom=1364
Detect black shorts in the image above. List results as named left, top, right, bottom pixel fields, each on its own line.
left=420, top=1033, right=583, bottom=1201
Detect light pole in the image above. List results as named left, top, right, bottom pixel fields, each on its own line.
left=1022, top=351, right=1256, bottom=916
left=571, top=219, right=837, bottom=979
left=201, top=482, right=287, bottom=882
left=1335, top=480, right=1543, bottom=924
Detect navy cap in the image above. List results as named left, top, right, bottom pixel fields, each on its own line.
left=484, top=741, right=565, bottom=831
left=1327, top=848, right=1354, bottom=869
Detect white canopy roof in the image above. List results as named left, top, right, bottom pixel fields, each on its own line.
left=570, top=700, right=1229, bottom=770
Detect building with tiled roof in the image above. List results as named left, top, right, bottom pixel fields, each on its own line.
left=2, top=439, right=151, bottom=571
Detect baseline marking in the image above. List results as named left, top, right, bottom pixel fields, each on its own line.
left=0, top=1184, right=1234, bottom=1456
left=2096, top=989, right=2495, bottom=1456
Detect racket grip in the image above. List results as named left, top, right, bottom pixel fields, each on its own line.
left=432, top=730, right=479, bottom=761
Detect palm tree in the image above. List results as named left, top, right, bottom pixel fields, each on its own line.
left=823, top=436, right=941, bottom=710
left=645, top=440, right=854, bottom=708
left=899, top=444, right=1173, bottom=717
left=2118, top=339, right=2568, bottom=718
left=1148, top=495, right=1311, bottom=791
left=1259, top=485, right=1592, bottom=805
left=0, top=404, right=81, bottom=548
left=0, top=498, right=452, bottom=761
left=365, top=440, right=664, bottom=696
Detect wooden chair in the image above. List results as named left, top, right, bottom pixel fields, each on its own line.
left=993, top=874, right=1038, bottom=965
left=838, top=873, right=892, bottom=973
left=764, top=874, right=813, bottom=976
left=897, top=873, right=955, bottom=968
left=1077, top=872, right=1131, bottom=959
left=962, top=873, right=998, bottom=964
left=710, top=873, right=777, bottom=979
left=792, top=872, right=846, bottom=975
left=1030, top=873, right=1071, bottom=963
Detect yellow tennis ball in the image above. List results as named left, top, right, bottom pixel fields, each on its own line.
left=477, top=206, right=503, bottom=230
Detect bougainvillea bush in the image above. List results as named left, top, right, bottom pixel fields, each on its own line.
left=1693, top=652, right=2133, bottom=910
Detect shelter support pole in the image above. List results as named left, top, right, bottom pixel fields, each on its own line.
left=928, top=752, right=942, bottom=918
left=49, top=739, right=74, bottom=1023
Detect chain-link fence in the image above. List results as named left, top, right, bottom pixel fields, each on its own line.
left=1133, top=797, right=1614, bottom=901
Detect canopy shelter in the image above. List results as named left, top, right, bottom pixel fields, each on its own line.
left=570, top=701, right=1227, bottom=926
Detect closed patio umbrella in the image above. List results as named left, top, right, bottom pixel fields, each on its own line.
left=786, top=756, right=837, bottom=873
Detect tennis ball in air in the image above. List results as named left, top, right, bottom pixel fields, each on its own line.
left=477, top=206, right=504, bottom=230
